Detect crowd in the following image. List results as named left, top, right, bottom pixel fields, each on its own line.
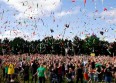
left=0, top=54, right=116, bottom=83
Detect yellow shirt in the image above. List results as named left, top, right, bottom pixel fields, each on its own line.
left=8, top=64, right=14, bottom=75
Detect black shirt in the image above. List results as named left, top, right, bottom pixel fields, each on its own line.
left=105, top=67, right=112, bottom=77
left=76, top=67, right=83, bottom=77
left=66, top=72, right=74, bottom=81
left=32, top=62, right=38, bottom=74
left=91, top=61, right=95, bottom=69
left=51, top=68, right=58, bottom=78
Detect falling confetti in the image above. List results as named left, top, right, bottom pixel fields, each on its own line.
left=100, top=31, right=104, bottom=35
left=50, top=29, right=54, bottom=33
left=72, top=0, right=76, bottom=2
left=104, top=8, right=107, bottom=11
left=84, top=0, right=86, bottom=6
left=65, top=24, right=69, bottom=28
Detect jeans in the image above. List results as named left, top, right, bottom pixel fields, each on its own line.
left=38, top=77, right=45, bottom=83
left=51, top=78, right=59, bottom=83
left=94, top=76, right=98, bottom=82
left=105, top=76, right=112, bottom=83
left=76, top=76, right=83, bottom=83
left=31, top=75, right=37, bottom=83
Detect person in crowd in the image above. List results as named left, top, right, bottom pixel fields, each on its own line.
left=57, top=62, right=63, bottom=83
left=50, top=63, right=59, bottom=83
left=93, top=67, right=99, bottom=83
left=104, top=63, right=112, bottom=83
left=91, top=59, right=95, bottom=69
left=33, top=63, right=46, bottom=83
left=88, top=65, right=94, bottom=83
left=0, top=54, right=115, bottom=83
left=97, top=65, right=102, bottom=82
left=7, top=61, right=15, bottom=82
left=4, top=63, right=8, bottom=81
left=23, top=62, right=30, bottom=83
left=31, top=60, right=38, bottom=83
left=83, top=64, right=89, bottom=83
left=76, top=63, right=83, bottom=83
left=66, top=68, right=75, bottom=83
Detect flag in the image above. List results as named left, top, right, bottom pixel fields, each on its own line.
left=90, top=53, right=95, bottom=56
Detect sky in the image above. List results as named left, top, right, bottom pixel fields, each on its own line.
left=0, top=0, right=116, bottom=42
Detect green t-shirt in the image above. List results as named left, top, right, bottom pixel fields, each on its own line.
left=5, top=66, right=8, bottom=74
left=37, top=66, right=46, bottom=77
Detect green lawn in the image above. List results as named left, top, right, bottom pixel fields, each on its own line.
left=0, top=68, right=115, bottom=83
left=0, top=68, right=67, bottom=83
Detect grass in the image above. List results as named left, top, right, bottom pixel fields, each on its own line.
left=0, top=68, right=115, bottom=83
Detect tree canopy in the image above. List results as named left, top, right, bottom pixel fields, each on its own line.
left=0, top=35, right=115, bottom=56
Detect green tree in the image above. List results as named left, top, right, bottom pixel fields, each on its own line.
left=83, top=35, right=100, bottom=55
left=10, top=37, right=25, bottom=54
left=73, top=36, right=81, bottom=55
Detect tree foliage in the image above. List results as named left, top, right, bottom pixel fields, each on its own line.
left=0, top=35, right=115, bottom=56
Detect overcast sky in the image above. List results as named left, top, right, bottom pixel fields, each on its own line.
left=0, top=0, right=116, bottom=42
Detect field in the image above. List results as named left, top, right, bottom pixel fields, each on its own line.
left=0, top=68, right=115, bottom=83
